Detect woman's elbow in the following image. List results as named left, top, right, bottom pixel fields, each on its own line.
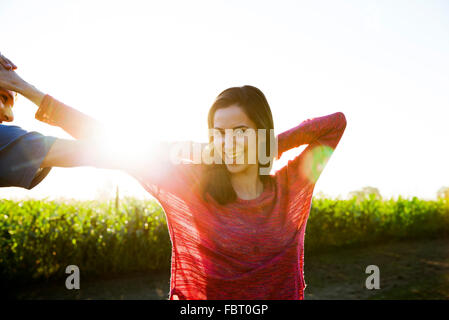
left=335, top=112, right=347, bottom=131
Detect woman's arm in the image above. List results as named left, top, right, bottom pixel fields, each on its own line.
left=40, top=139, right=109, bottom=168
left=1, top=62, right=203, bottom=201
left=274, top=112, right=347, bottom=229
left=0, top=64, right=104, bottom=140
left=0, top=67, right=144, bottom=170
left=275, top=112, right=347, bottom=185
left=276, top=112, right=347, bottom=159
left=15, top=80, right=104, bottom=140
left=35, top=94, right=105, bottom=140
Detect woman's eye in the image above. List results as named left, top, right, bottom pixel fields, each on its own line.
left=234, top=128, right=246, bottom=136
left=213, top=130, right=223, bottom=139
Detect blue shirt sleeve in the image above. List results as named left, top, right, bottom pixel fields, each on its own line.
left=0, top=125, right=57, bottom=189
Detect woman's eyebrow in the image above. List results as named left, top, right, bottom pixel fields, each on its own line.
left=213, top=125, right=249, bottom=130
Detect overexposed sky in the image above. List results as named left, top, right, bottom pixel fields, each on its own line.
left=1, top=0, right=448, bottom=200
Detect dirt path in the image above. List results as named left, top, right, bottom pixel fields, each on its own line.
left=304, top=237, right=449, bottom=299
left=13, top=237, right=449, bottom=300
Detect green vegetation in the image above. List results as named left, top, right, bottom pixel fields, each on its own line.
left=1, top=196, right=448, bottom=288
left=0, top=198, right=171, bottom=288
left=307, top=195, right=449, bottom=252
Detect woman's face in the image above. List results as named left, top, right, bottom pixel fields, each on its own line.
left=213, top=104, right=259, bottom=174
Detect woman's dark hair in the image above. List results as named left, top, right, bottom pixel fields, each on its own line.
left=201, top=85, right=276, bottom=205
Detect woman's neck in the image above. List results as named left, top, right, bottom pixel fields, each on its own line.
left=230, top=165, right=264, bottom=200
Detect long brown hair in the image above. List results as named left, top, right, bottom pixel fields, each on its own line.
left=201, top=85, right=276, bottom=205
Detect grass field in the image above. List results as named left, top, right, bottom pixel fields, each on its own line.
left=11, top=236, right=449, bottom=300
left=2, top=197, right=448, bottom=299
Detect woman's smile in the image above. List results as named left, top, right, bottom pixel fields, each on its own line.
left=224, top=149, right=245, bottom=163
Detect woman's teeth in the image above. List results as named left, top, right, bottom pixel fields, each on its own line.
left=225, top=151, right=244, bottom=160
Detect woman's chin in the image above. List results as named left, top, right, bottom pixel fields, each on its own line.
left=225, top=163, right=249, bottom=174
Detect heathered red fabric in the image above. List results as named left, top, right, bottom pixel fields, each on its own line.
left=133, top=112, right=347, bottom=300
left=36, top=96, right=347, bottom=300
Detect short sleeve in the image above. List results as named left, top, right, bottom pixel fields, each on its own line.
left=0, top=125, right=57, bottom=189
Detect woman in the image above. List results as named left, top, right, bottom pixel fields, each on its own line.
left=0, top=56, right=346, bottom=300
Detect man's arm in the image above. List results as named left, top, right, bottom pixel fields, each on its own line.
left=0, top=124, right=56, bottom=189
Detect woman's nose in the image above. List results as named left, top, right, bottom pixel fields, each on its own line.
left=224, top=135, right=235, bottom=151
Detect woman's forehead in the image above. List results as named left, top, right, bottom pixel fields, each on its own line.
left=213, top=105, right=256, bottom=128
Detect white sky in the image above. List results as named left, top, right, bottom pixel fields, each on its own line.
left=1, top=0, right=448, bottom=200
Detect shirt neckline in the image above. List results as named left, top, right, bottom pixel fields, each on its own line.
left=234, top=176, right=273, bottom=205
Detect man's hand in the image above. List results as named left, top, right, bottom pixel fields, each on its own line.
left=0, top=65, right=25, bottom=93
left=0, top=52, right=24, bottom=93
left=0, top=52, right=17, bottom=70
left=0, top=56, right=44, bottom=106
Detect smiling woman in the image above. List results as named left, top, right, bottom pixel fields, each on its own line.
left=199, top=86, right=278, bottom=206
left=0, top=57, right=346, bottom=300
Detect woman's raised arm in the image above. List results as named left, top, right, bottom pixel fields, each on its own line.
left=2, top=67, right=104, bottom=140
left=275, top=111, right=347, bottom=185
left=276, top=112, right=347, bottom=159
left=35, top=94, right=105, bottom=140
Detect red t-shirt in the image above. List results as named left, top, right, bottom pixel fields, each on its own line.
left=36, top=95, right=347, bottom=300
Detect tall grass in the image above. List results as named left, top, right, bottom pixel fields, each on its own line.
left=306, top=195, right=449, bottom=252
left=1, top=196, right=448, bottom=287
left=0, top=198, right=171, bottom=287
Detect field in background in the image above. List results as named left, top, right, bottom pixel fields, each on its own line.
left=1, top=196, right=448, bottom=299
left=11, top=237, right=449, bottom=300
